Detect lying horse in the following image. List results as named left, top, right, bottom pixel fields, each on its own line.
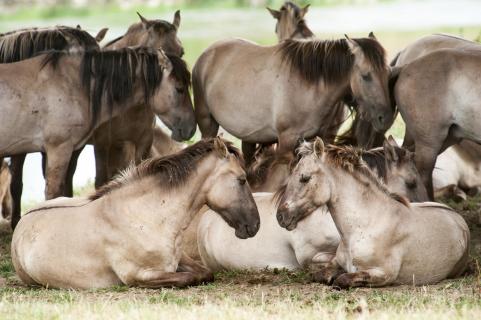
left=198, top=137, right=428, bottom=271
left=434, top=140, right=481, bottom=201
left=277, top=138, right=469, bottom=288
left=0, top=47, right=194, bottom=205
left=193, top=34, right=393, bottom=164
left=11, top=138, right=260, bottom=289
left=267, top=1, right=314, bottom=42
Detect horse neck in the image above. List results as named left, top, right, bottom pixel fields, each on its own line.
left=326, top=166, right=403, bottom=238
left=104, top=155, right=217, bottom=231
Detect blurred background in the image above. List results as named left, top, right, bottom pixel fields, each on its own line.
left=1, top=0, right=480, bottom=204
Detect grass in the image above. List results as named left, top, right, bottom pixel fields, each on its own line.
left=1, top=194, right=481, bottom=319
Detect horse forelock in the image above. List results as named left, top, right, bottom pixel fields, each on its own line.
left=166, top=53, right=191, bottom=88
left=89, top=138, right=243, bottom=201
left=296, top=142, right=409, bottom=207
left=352, top=37, right=387, bottom=72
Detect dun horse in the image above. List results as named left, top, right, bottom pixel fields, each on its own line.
left=393, top=46, right=481, bottom=199
left=72, top=11, right=189, bottom=189
left=11, top=138, right=260, bottom=289
left=193, top=33, right=393, bottom=164
left=198, top=137, right=428, bottom=271
left=0, top=25, right=107, bottom=229
left=267, top=1, right=314, bottom=42
left=276, top=138, right=469, bottom=287
left=0, top=47, right=194, bottom=212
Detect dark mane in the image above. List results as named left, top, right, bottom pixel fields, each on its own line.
left=295, top=142, right=409, bottom=207
left=246, top=144, right=277, bottom=188
left=89, top=138, right=243, bottom=200
left=278, top=37, right=386, bottom=83
left=42, top=47, right=165, bottom=128
left=0, top=26, right=98, bottom=63
left=167, top=53, right=191, bottom=88
left=104, top=20, right=176, bottom=48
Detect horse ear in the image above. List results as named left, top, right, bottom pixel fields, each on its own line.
left=313, top=137, right=325, bottom=158
left=173, top=10, right=181, bottom=29
left=137, top=12, right=150, bottom=29
left=300, top=4, right=310, bottom=17
left=267, top=7, right=281, bottom=19
left=95, top=28, right=109, bottom=42
left=368, top=31, right=377, bottom=40
left=345, top=34, right=361, bottom=55
left=76, top=24, right=82, bottom=30
left=214, top=137, right=229, bottom=158
left=383, top=136, right=399, bottom=163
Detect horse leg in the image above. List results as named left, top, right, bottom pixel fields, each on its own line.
left=310, top=259, right=345, bottom=285
left=276, top=132, right=298, bottom=161
left=193, top=86, right=219, bottom=138
left=64, top=147, right=84, bottom=197
left=332, top=269, right=391, bottom=288
left=242, top=141, right=257, bottom=166
left=9, top=154, right=26, bottom=230
left=94, top=145, right=109, bottom=189
left=44, top=144, right=74, bottom=199
left=402, top=128, right=415, bottom=152
left=414, top=144, right=440, bottom=201
left=128, top=254, right=213, bottom=288
left=176, top=253, right=214, bottom=284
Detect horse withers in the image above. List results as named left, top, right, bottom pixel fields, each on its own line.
left=276, top=138, right=469, bottom=288
left=11, top=138, right=260, bottom=289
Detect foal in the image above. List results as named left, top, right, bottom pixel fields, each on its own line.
left=11, top=138, right=260, bottom=289
left=277, top=138, right=469, bottom=287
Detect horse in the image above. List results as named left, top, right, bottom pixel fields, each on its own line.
left=71, top=11, right=188, bottom=189
left=276, top=138, right=469, bottom=288
left=0, top=47, right=195, bottom=217
left=434, top=140, right=481, bottom=201
left=0, top=160, right=12, bottom=222
left=393, top=47, right=481, bottom=199
left=11, top=138, right=260, bottom=289
left=0, top=25, right=108, bottom=230
left=193, top=33, right=393, bottom=165
left=390, top=34, right=481, bottom=151
left=267, top=1, right=314, bottom=42
left=197, top=137, right=428, bottom=271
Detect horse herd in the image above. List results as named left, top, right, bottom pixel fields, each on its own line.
left=0, top=1, right=479, bottom=289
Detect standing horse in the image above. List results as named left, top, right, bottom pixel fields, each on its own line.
left=390, top=34, right=481, bottom=150
left=198, top=137, right=428, bottom=271
left=393, top=48, right=481, bottom=199
left=276, top=138, right=469, bottom=287
left=267, top=1, right=314, bottom=42
left=193, top=34, right=393, bottom=164
left=0, top=25, right=108, bottom=230
left=0, top=47, right=195, bottom=221
left=72, top=11, right=188, bottom=189
left=11, top=138, right=260, bottom=289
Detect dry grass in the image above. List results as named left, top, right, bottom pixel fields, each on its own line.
left=1, top=195, right=481, bottom=319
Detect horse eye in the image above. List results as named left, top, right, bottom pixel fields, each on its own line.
left=300, top=174, right=311, bottom=183
left=238, top=177, right=247, bottom=185
left=176, top=87, right=184, bottom=94
left=406, top=180, right=417, bottom=189
left=362, top=73, right=372, bottom=81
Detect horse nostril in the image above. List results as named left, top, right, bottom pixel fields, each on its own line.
left=378, top=115, right=384, bottom=124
